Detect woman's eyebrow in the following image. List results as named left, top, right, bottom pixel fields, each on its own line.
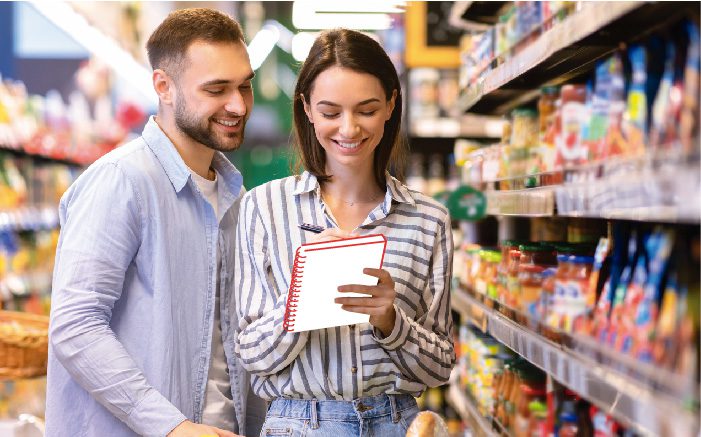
left=316, top=98, right=381, bottom=107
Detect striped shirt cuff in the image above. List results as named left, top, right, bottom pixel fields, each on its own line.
left=373, top=305, right=409, bottom=350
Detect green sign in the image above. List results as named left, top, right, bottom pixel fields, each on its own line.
left=446, top=185, right=487, bottom=221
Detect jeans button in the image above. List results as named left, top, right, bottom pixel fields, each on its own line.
left=351, top=367, right=357, bottom=373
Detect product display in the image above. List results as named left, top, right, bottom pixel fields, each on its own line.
left=0, top=2, right=698, bottom=436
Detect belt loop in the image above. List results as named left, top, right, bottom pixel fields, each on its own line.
left=310, top=398, right=320, bottom=429
left=389, top=395, right=401, bottom=423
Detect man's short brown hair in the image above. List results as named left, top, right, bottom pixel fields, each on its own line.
left=146, top=8, right=245, bottom=77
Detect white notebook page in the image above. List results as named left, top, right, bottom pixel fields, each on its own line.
left=285, top=234, right=387, bottom=332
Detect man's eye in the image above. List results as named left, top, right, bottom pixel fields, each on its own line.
left=206, top=89, right=224, bottom=95
left=240, top=83, right=252, bottom=90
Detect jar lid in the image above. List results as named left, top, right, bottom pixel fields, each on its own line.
left=571, top=255, right=595, bottom=264
left=519, top=244, right=552, bottom=252
left=512, top=108, right=537, bottom=117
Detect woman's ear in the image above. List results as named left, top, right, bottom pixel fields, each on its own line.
left=386, top=89, right=398, bottom=121
left=301, top=94, right=314, bottom=124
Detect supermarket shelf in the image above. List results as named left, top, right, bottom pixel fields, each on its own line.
left=458, top=2, right=692, bottom=115
left=447, top=382, right=498, bottom=437
left=451, top=288, right=700, bottom=437
left=0, top=206, right=60, bottom=232
left=480, top=159, right=701, bottom=223
left=410, top=116, right=504, bottom=139
left=449, top=1, right=506, bottom=33
left=0, top=144, right=85, bottom=167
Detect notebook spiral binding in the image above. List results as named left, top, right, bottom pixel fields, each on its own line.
left=282, top=249, right=307, bottom=332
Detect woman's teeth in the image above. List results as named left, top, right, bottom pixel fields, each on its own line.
left=337, top=140, right=360, bottom=149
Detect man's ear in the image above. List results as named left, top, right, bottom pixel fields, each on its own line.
left=153, top=69, right=174, bottom=105
left=301, top=94, right=313, bottom=124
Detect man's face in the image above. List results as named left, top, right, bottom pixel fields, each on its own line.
left=172, top=40, right=254, bottom=152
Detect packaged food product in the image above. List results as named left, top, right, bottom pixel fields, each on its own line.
left=603, top=54, right=627, bottom=158
left=563, top=255, right=594, bottom=333
left=680, top=21, right=700, bottom=154
left=622, top=45, right=648, bottom=157
left=548, top=254, right=573, bottom=330
left=633, top=230, right=674, bottom=360
left=556, top=85, right=587, bottom=167
left=506, top=249, right=522, bottom=308
left=518, top=264, right=545, bottom=325
left=538, top=86, right=559, bottom=172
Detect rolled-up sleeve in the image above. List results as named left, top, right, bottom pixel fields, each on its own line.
left=50, top=163, right=185, bottom=436
left=234, top=191, right=309, bottom=376
left=373, top=211, right=456, bottom=386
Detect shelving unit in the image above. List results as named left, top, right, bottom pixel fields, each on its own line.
left=0, top=145, right=87, bottom=167
left=410, top=115, right=504, bottom=139
left=451, top=287, right=699, bottom=437
left=0, top=206, right=60, bottom=232
left=447, top=381, right=499, bottom=437
left=481, top=155, right=700, bottom=222
left=458, top=1, right=696, bottom=114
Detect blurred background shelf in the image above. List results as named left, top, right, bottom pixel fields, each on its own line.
left=451, top=287, right=700, bottom=437
left=458, top=2, right=696, bottom=115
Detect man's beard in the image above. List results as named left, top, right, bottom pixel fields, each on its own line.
left=174, top=99, right=245, bottom=153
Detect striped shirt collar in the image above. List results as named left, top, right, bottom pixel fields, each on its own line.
left=292, top=170, right=416, bottom=207
left=142, top=116, right=243, bottom=197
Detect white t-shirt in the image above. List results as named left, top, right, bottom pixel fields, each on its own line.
left=190, top=169, right=237, bottom=432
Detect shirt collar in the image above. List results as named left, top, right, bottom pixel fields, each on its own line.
left=292, top=170, right=416, bottom=207
left=141, top=116, right=243, bottom=197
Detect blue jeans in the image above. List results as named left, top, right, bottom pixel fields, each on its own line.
left=260, top=394, right=420, bottom=437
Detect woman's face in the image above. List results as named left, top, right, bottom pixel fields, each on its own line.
left=303, top=66, right=396, bottom=175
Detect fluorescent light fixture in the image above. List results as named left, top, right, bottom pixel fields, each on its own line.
left=292, top=1, right=405, bottom=30
left=28, top=1, right=157, bottom=104
left=310, top=2, right=406, bottom=14
left=247, top=22, right=280, bottom=70
left=291, top=32, right=317, bottom=62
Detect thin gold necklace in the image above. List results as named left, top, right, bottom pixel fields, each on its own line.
left=321, top=191, right=384, bottom=207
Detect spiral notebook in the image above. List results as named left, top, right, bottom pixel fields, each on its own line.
left=283, top=234, right=387, bottom=332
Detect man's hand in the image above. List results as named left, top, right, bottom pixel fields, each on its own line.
left=167, top=420, right=241, bottom=437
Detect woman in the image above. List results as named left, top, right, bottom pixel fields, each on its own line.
left=234, top=28, right=455, bottom=436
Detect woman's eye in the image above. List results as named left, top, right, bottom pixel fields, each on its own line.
left=360, top=111, right=377, bottom=116
left=321, top=113, right=339, bottom=119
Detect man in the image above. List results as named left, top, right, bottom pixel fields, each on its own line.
left=45, top=8, right=265, bottom=437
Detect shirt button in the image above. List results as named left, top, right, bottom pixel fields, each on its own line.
left=351, top=367, right=357, bottom=373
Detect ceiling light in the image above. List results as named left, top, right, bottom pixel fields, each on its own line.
left=247, top=22, right=280, bottom=70
left=292, top=0, right=405, bottom=30
left=291, top=32, right=317, bottom=62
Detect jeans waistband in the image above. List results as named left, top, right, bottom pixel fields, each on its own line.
left=267, top=394, right=416, bottom=423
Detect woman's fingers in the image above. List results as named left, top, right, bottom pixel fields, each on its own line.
left=307, top=228, right=352, bottom=243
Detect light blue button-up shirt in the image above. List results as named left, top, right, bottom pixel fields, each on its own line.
left=45, top=117, right=264, bottom=437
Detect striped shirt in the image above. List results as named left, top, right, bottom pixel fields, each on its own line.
left=234, top=171, right=455, bottom=400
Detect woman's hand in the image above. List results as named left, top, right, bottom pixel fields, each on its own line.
left=307, top=227, right=352, bottom=244
left=336, top=268, right=397, bottom=337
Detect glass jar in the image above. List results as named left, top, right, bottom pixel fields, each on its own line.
left=548, top=254, right=573, bottom=331
left=506, top=249, right=522, bottom=308
left=566, top=255, right=594, bottom=333
left=511, top=108, right=539, bottom=149
left=518, top=264, right=545, bottom=325
left=518, top=243, right=557, bottom=268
